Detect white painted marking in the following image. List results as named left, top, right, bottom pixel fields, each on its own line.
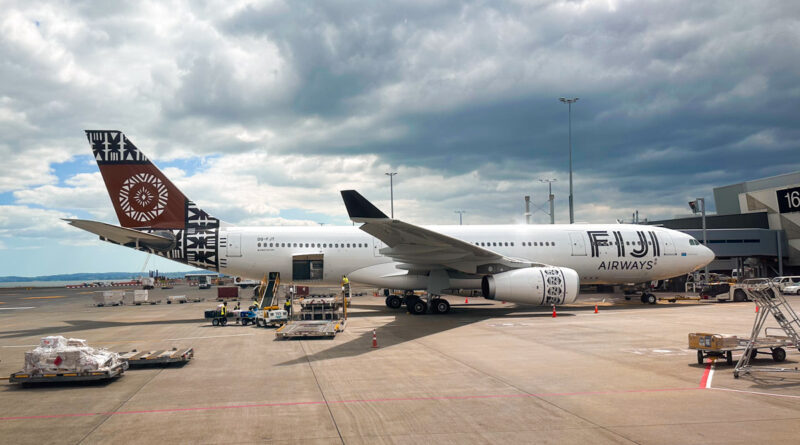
left=163, top=333, right=254, bottom=341
left=711, top=387, right=800, bottom=399
left=1, top=345, right=37, bottom=348
left=0, top=307, right=35, bottom=310
left=706, top=361, right=715, bottom=389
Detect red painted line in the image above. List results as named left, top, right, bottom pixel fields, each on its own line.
left=0, top=387, right=702, bottom=422
left=699, top=362, right=712, bottom=388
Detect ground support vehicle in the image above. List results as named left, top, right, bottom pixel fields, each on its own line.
left=10, top=361, right=128, bottom=384
left=256, top=308, right=288, bottom=327
left=231, top=310, right=256, bottom=326
left=276, top=320, right=343, bottom=338
left=276, top=285, right=347, bottom=339
left=118, top=348, right=194, bottom=367
left=689, top=331, right=792, bottom=366
left=204, top=309, right=229, bottom=326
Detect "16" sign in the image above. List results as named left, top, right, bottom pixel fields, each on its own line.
left=777, top=186, right=800, bottom=214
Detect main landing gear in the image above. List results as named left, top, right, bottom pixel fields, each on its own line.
left=384, top=292, right=450, bottom=315
left=640, top=292, right=657, bottom=305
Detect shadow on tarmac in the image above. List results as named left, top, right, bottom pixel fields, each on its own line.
left=0, top=318, right=201, bottom=340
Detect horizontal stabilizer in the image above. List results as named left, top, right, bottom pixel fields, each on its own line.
left=340, top=190, right=389, bottom=221
left=64, top=219, right=175, bottom=251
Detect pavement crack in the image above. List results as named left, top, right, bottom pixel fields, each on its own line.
left=301, top=341, right=345, bottom=445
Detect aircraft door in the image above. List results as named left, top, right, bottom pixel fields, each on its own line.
left=661, top=233, right=677, bottom=255
left=227, top=232, right=242, bottom=257
left=569, top=232, right=587, bottom=256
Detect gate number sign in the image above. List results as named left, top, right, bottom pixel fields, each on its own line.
left=777, top=186, right=800, bottom=214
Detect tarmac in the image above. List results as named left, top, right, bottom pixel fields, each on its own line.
left=1, top=285, right=800, bottom=444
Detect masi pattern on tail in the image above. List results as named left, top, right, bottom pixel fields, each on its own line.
left=86, top=130, right=221, bottom=271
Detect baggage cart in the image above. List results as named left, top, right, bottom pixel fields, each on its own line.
left=119, top=348, right=194, bottom=367
left=204, top=309, right=229, bottom=326
left=689, top=331, right=793, bottom=365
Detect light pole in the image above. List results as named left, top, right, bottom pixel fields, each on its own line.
left=539, top=178, right=557, bottom=224
left=454, top=210, right=466, bottom=225
left=690, top=198, right=709, bottom=281
left=385, top=172, right=397, bottom=218
left=559, top=97, right=578, bottom=223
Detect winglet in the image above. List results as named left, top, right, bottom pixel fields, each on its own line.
left=340, top=190, right=389, bottom=221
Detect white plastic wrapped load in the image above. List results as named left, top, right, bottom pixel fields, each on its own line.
left=93, top=291, right=124, bottom=306
left=22, top=336, right=124, bottom=375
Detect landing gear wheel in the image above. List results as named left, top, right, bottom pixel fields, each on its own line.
left=647, top=294, right=657, bottom=305
left=408, top=298, right=428, bottom=315
left=432, top=298, right=450, bottom=314
left=697, top=350, right=704, bottom=365
left=212, top=319, right=220, bottom=326
left=386, top=295, right=402, bottom=309
left=772, top=347, right=786, bottom=362
left=726, top=351, right=733, bottom=365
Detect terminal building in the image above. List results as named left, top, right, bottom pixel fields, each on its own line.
left=648, top=171, right=800, bottom=278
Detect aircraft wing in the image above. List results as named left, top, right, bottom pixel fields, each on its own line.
left=64, top=219, right=176, bottom=251
left=340, top=190, right=543, bottom=274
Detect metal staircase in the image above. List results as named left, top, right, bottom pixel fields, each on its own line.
left=734, top=283, right=800, bottom=378
left=256, top=272, right=281, bottom=309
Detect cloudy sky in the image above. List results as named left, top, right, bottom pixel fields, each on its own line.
left=1, top=0, right=799, bottom=276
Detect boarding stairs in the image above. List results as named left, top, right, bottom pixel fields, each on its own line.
left=734, top=283, right=800, bottom=378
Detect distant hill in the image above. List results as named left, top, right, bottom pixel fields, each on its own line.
left=0, top=271, right=210, bottom=283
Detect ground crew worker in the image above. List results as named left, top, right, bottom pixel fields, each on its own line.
left=284, top=297, right=291, bottom=316
left=220, top=301, right=227, bottom=316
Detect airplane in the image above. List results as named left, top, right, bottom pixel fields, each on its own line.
left=66, top=130, right=715, bottom=314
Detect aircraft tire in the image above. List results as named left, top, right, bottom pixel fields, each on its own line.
left=432, top=299, right=450, bottom=314
left=386, top=295, right=402, bottom=309
left=408, top=298, right=427, bottom=315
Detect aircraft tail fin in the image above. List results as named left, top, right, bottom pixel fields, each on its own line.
left=85, top=130, right=219, bottom=231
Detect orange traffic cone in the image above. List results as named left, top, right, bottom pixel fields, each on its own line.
left=465, top=296, right=469, bottom=304
left=552, top=305, right=557, bottom=318
left=371, top=329, right=379, bottom=349
left=502, top=301, right=506, bottom=304
left=756, top=305, right=759, bottom=313
left=594, top=304, right=598, bottom=314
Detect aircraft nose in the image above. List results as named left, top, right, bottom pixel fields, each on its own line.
left=701, top=245, right=715, bottom=267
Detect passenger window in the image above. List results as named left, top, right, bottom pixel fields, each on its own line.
left=552, top=242, right=555, bottom=247
left=281, top=243, right=285, bottom=247
left=511, top=242, right=514, bottom=246
left=493, top=242, right=497, bottom=246
left=335, top=243, right=339, bottom=248
left=347, top=243, right=350, bottom=248
left=270, top=243, right=273, bottom=247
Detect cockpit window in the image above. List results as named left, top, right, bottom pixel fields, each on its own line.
left=689, top=239, right=700, bottom=246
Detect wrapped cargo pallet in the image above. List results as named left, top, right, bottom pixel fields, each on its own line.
left=22, top=336, right=124, bottom=375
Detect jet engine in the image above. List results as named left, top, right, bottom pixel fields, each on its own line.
left=481, top=267, right=580, bottom=306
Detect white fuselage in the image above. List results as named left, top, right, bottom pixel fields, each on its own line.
left=219, top=224, right=713, bottom=290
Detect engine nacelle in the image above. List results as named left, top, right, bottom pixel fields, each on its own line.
left=481, top=267, right=580, bottom=305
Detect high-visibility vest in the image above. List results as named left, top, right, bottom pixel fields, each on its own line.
left=221, top=306, right=226, bottom=316
left=284, top=300, right=291, bottom=308
left=342, top=277, right=349, bottom=285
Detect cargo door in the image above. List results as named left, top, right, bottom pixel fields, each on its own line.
left=569, top=232, right=587, bottom=256
left=227, top=232, right=242, bottom=257
left=293, top=254, right=324, bottom=281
